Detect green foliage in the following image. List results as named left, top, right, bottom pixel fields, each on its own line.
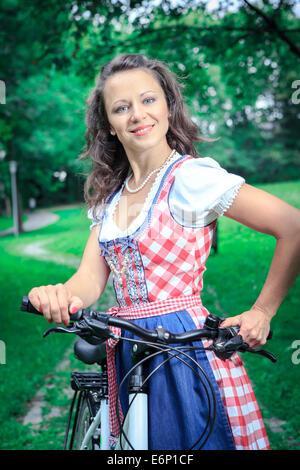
left=14, top=68, right=90, bottom=206
left=0, top=0, right=299, bottom=210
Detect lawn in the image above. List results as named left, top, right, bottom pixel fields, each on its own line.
left=0, top=180, right=299, bottom=450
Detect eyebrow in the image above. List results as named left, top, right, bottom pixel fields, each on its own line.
left=112, top=90, right=157, bottom=107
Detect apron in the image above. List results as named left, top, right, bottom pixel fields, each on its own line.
left=98, top=154, right=270, bottom=450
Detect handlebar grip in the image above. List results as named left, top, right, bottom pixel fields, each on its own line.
left=20, top=296, right=84, bottom=321
left=20, top=296, right=43, bottom=315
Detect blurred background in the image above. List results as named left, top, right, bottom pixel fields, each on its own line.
left=0, top=0, right=299, bottom=451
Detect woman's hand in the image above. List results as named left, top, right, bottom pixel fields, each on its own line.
left=28, top=283, right=83, bottom=326
left=220, top=307, right=272, bottom=348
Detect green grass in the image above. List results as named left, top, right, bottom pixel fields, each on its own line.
left=0, top=180, right=299, bottom=450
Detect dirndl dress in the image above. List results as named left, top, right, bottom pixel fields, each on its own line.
left=90, top=152, right=270, bottom=450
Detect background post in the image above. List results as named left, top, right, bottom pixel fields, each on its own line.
left=9, top=160, right=21, bottom=236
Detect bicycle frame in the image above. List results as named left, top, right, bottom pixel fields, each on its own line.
left=116, top=342, right=151, bottom=450
left=67, top=340, right=150, bottom=450
left=116, top=386, right=148, bottom=450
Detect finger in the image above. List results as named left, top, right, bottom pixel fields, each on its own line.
left=250, top=332, right=267, bottom=348
left=221, top=315, right=241, bottom=328
left=239, top=328, right=265, bottom=348
left=56, top=284, right=70, bottom=326
left=28, top=287, right=42, bottom=313
left=38, top=286, right=53, bottom=323
left=238, top=323, right=254, bottom=342
left=69, top=296, right=83, bottom=315
left=47, top=285, right=63, bottom=324
left=246, top=337, right=261, bottom=348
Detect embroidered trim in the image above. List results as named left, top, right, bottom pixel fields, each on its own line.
left=213, top=180, right=245, bottom=217
left=100, top=238, right=149, bottom=307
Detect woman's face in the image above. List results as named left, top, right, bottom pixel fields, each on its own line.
left=103, top=68, right=170, bottom=155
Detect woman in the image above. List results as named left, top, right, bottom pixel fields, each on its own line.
left=28, top=53, right=300, bottom=450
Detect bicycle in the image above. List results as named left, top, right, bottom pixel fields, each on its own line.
left=20, top=296, right=276, bottom=451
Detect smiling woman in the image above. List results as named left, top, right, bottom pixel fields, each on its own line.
left=28, top=53, right=300, bottom=451
left=79, top=54, right=209, bottom=214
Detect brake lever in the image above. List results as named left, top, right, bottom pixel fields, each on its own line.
left=43, top=325, right=83, bottom=337
left=43, top=318, right=97, bottom=339
left=207, top=327, right=277, bottom=363
left=240, top=343, right=277, bottom=363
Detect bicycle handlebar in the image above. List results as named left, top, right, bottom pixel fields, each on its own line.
left=20, top=296, right=277, bottom=363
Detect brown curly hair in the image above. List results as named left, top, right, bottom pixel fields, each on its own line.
left=80, top=53, right=209, bottom=217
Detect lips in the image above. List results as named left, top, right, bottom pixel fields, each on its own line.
left=130, top=125, right=154, bottom=135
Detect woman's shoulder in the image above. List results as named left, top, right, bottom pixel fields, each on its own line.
left=177, top=155, right=226, bottom=175
left=87, top=203, right=106, bottom=230
left=173, top=155, right=244, bottom=192
left=169, top=155, right=245, bottom=227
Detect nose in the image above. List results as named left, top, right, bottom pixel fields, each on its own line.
left=130, top=102, right=146, bottom=122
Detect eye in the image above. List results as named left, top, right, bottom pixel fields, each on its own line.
left=144, top=97, right=155, bottom=104
left=115, top=105, right=128, bottom=114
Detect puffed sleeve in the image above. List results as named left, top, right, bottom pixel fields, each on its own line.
left=168, top=157, right=245, bottom=228
left=87, top=204, right=105, bottom=231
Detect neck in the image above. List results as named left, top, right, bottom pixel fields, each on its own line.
left=126, top=144, right=174, bottom=186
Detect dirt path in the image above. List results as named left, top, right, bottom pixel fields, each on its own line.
left=21, top=239, right=81, bottom=268
left=19, top=347, right=74, bottom=429
left=0, top=209, right=60, bottom=237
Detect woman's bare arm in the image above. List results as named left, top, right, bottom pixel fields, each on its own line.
left=221, top=183, right=300, bottom=346
left=64, top=225, right=110, bottom=308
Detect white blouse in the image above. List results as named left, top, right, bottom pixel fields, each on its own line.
left=88, top=153, right=245, bottom=240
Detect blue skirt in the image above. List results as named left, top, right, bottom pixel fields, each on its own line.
left=115, top=310, right=235, bottom=450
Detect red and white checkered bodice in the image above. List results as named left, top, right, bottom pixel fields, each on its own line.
left=99, top=155, right=217, bottom=307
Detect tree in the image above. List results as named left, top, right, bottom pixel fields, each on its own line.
left=0, top=0, right=299, bottom=210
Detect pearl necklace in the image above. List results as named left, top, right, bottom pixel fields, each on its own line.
left=125, top=149, right=176, bottom=193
